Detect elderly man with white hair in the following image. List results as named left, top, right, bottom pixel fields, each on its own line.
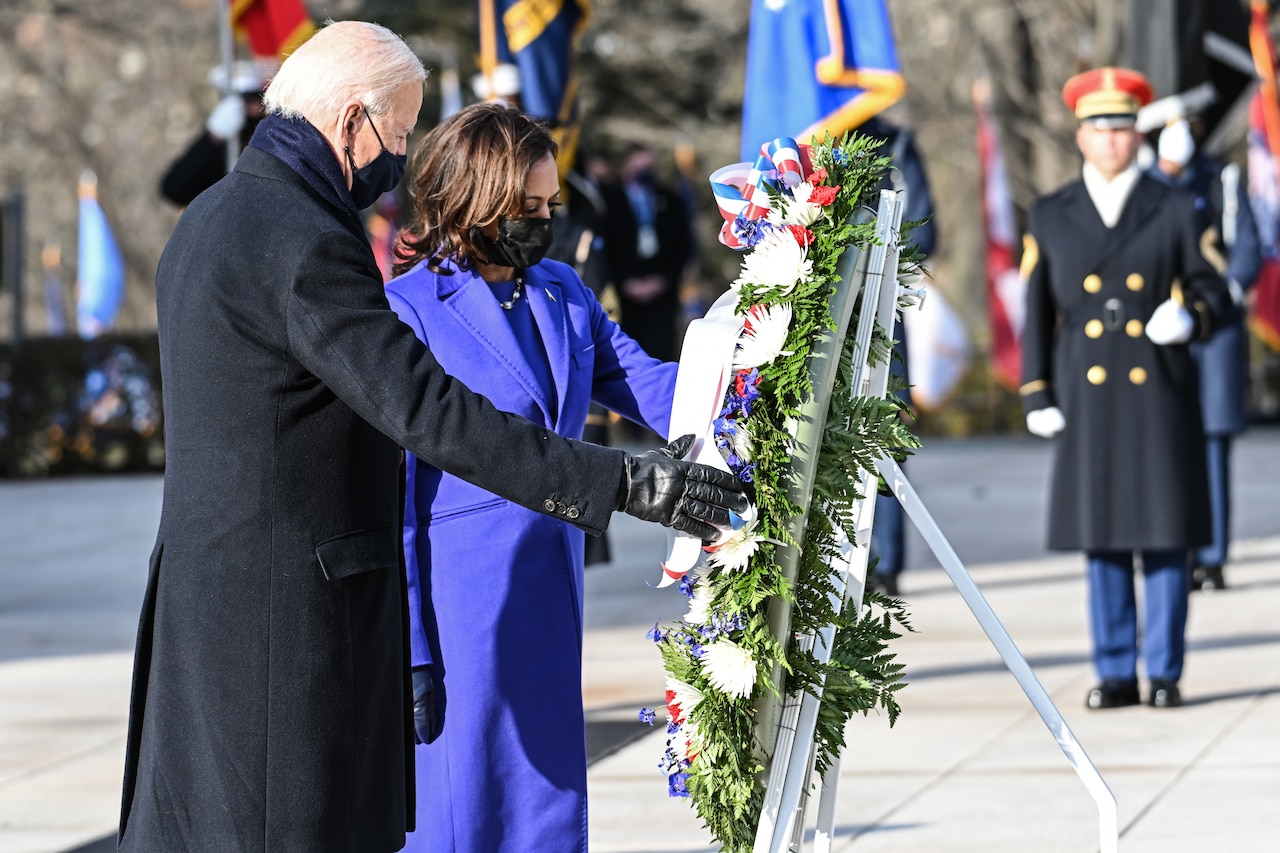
left=118, top=20, right=745, bottom=853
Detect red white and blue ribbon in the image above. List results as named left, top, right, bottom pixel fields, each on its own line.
left=709, top=137, right=814, bottom=249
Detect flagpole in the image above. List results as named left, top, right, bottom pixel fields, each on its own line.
left=220, top=0, right=237, bottom=173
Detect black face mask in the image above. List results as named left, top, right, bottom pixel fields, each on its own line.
left=345, top=108, right=407, bottom=210
left=481, top=217, right=555, bottom=269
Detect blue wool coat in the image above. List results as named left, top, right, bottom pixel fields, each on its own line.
left=385, top=257, right=676, bottom=853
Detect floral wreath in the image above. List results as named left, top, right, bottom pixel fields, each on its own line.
left=638, top=133, right=919, bottom=852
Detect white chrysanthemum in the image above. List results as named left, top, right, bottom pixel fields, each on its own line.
left=729, top=419, right=754, bottom=463
left=684, top=578, right=716, bottom=624
left=732, top=227, right=812, bottom=296
left=708, top=518, right=762, bottom=572
left=768, top=182, right=824, bottom=227
left=733, top=302, right=794, bottom=369
left=700, top=639, right=758, bottom=699
left=676, top=720, right=702, bottom=759
left=665, top=676, right=704, bottom=724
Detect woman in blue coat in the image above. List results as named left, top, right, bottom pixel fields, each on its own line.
left=384, top=103, right=678, bottom=852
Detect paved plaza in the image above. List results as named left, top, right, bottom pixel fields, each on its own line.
left=2, top=431, right=1278, bottom=852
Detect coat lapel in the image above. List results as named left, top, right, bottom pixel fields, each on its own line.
left=1100, top=175, right=1163, bottom=262
left=439, top=266, right=555, bottom=424
left=1060, top=182, right=1109, bottom=256
left=525, top=266, right=570, bottom=428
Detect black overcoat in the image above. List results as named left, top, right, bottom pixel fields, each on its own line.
left=118, top=146, right=626, bottom=852
left=1020, top=175, right=1231, bottom=552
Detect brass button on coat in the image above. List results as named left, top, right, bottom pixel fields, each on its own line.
left=1087, top=365, right=1107, bottom=384
left=1084, top=274, right=1102, bottom=294
left=1085, top=319, right=1104, bottom=338
left=1126, top=319, right=1144, bottom=337
left=1129, top=367, right=1148, bottom=385
left=1126, top=273, right=1144, bottom=292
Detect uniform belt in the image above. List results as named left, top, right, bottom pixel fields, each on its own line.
left=1068, top=298, right=1143, bottom=332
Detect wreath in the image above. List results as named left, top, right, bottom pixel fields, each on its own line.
left=639, top=132, right=920, bottom=852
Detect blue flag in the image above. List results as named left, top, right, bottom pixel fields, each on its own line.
left=740, top=0, right=904, bottom=160
left=477, top=0, right=590, bottom=176
left=76, top=174, right=125, bottom=339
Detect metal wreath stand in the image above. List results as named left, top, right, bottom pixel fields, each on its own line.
left=749, top=189, right=1120, bottom=853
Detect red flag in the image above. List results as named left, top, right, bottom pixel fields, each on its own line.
left=1248, top=0, right=1280, bottom=351
left=231, top=0, right=315, bottom=62
left=973, top=77, right=1023, bottom=389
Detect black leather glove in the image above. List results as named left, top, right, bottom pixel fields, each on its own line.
left=412, top=666, right=441, bottom=745
left=618, top=434, right=749, bottom=541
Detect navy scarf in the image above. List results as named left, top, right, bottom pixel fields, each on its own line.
left=247, top=114, right=361, bottom=221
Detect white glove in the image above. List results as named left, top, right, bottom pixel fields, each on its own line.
left=1145, top=298, right=1195, bottom=345
left=1026, top=406, right=1065, bottom=439
left=206, top=95, right=246, bottom=140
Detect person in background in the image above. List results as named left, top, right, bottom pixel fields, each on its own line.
left=600, top=142, right=695, bottom=370
left=385, top=102, right=678, bottom=853
left=159, top=61, right=269, bottom=208
left=120, top=22, right=745, bottom=852
left=1020, top=67, right=1232, bottom=712
left=1147, top=116, right=1262, bottom=592
left=864, top=113, right=937, bottom=598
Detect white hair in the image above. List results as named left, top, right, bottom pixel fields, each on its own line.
left=264, top=20, right=426, bottom=121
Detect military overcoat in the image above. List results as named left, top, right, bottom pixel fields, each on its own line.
left=118, top=139, right=627, bottom=852
left=1020, top=175, right=1231, bottom=551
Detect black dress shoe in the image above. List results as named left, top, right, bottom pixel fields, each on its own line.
left=1191, top=564, right=1226, bottom=592
left=1149, top=679, right=1182, bottom=708
left=869, top=573, right=899, bottom=597
left=1086, top=679, right=1140, bottom=710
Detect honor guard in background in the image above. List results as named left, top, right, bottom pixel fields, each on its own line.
left=1020, top=68, right=1233, bottom=711
left=1147, top=117, right=1263, bottom=592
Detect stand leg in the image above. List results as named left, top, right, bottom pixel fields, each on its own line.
left=876, top=456, right=1120, bottom=853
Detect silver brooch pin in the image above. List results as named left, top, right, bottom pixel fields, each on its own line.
left=544, top=288, right=556, bottom=303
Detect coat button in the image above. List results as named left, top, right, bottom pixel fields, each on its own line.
left=1126, top=273, right=1144, bottom=292
left=567, top=506, right=580, bottom=519
left=1085, top=319, right=1104, bottom=338
left=1126, top=319, right=1144, bottom=337
left=1087, top=365, right=1107, bottom=384
left=543, top=499, right=556, bottom=512
left=556, top=501, right=568, bottom=514
left=1083, top=274, right=1102, bottom=293
left=1129, top=367, right=1148, bottom=385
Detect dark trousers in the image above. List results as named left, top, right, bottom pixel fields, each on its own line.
left=870, top=492, right=905, bottom=578
left=1194, top=435, right=1232, bottom=569
left=1086, top=549, right=1190, bottom=683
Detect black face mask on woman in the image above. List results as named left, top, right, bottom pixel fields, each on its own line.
left=481, top=217, right=555, bottom=270
left=345, top=108, right=406, bottom=210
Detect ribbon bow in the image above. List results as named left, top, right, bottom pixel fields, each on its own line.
left=709, top=137, right=814, bottom=250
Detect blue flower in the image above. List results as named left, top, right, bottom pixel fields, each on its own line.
left=667, top=720, right=680, bottom=734
left=639, top=707, right=657, bottom=726
left=645, top=622, right=664, bottom=643
left=678, top=574, right=697, bottom=599
left=668, top=771, right=691, bottom=798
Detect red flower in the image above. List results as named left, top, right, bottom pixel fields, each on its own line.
left=784, top=224, right=814, bottom=247
left=665, top=689, right=685, bottom=725
left=807, top=185, right=839, bottom=206
left=806, top=167, right=828, bottom=184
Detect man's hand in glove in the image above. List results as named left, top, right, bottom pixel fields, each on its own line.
left=412, top=666, right=441, bottom=745
left=619, top=434, right=749, bottom=541
left=1025, top=406, right=1066, bottom=439
left=1145, top=298, right=1195, bottom=345
left=206, top=94, right=246, bottom=141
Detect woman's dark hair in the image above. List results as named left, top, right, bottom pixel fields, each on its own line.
left=392, top=102, right=558, bottom=277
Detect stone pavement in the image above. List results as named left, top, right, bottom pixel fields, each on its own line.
left=1, top=431, right=1278, bottom=852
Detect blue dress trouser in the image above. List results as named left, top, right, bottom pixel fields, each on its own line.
left=1194, top=435, right=1232, bottom=569
left=1086, top=549, right=1190, bottom=682
left=870, top=492, right=905, bottom=578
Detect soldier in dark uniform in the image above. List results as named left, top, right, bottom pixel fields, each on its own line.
left=1147, top=117, right=1263, bottom=592
left=1020, top=68, right=1233, bottom=711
